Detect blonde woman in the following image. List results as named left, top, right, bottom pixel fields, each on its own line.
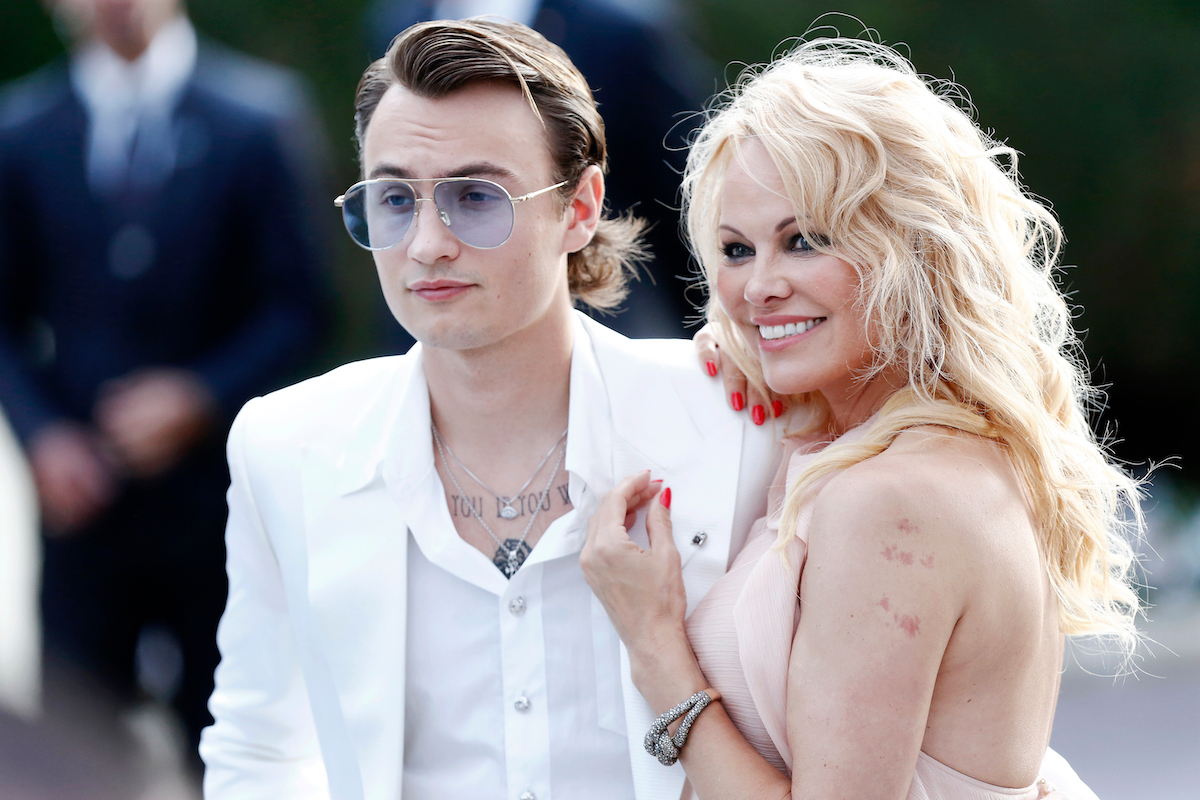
left=581, top=38, right=1139, bottom=799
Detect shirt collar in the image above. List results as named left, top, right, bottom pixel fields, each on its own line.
left=562, top=311, right=614, bottom=506
left=333, top=348, right=429, bottom=497
left=374, top=311, right=615, bottom=502
left=71, top=15, right=197, bottom=119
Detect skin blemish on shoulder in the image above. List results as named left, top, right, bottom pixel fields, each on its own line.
left=893, top=613, right=921, bottom=638
left=920, top=553, right=935, bottom=569
left=880, top=544, right=915, bottom=565
left=878, top=597, right=890, bottom=611
left=897, top=518, right=918, bottom=535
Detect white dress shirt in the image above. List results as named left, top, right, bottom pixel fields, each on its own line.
left=398, top=317, right=634, bottom=800
left=71, top=15, right=197, bottom=193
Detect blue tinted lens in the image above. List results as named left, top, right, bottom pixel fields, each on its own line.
left=341, top=181, right=416, bottom=250
left=434, top=179, right=515, bottom=248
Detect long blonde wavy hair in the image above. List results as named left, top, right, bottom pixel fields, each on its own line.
left=682, top=38, right=1142, bottom=651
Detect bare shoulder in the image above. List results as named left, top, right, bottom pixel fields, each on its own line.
left=807, top=427, right=1033, bottom=587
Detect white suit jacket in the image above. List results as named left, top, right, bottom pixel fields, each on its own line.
left=201, top=315, right=778, bottom=800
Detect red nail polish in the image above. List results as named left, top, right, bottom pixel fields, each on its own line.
left=660, top=487, right=672, bottom=509
left=705, top=360, right=717, bottom=377
left=650, top=478, right=664, bottom=484
left=752, top=405, right=765, bottom=425
left=772, top=400, right=784, bottom=418
left=731, top=392, right=744, bottom=411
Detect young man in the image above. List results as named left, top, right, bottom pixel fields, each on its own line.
left=200, top=18, right=776, bottom=800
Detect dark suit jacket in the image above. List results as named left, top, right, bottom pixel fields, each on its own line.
left=0, top=42, right=328, bottom=450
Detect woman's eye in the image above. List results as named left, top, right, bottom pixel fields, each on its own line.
left=790, top=232, right=830, bottom=253
left=722, top=242, right=754, bottom=260
left=789, top=234, right=814, bottom=252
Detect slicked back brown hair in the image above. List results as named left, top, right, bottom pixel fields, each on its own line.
left=353, top=17, right=645, bottom=312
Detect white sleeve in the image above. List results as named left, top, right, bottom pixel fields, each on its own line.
left=200, top=400, right=330, bottom=799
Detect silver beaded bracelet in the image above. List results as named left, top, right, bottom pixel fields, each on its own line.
left=643, top=688, right=722, bottom=766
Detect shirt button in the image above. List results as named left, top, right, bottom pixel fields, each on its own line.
left=514, top=695, right=531, bottom=712
left=508, top=596, right=526, bottom=616
left=519, top=792, right=536, bottom=800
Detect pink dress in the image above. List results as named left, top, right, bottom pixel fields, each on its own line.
left=685, top=429, right=1089, bottom=799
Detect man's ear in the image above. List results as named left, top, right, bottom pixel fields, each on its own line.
left=561, top=164, right=604, bottom=255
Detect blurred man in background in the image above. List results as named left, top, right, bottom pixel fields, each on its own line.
left=0, top=0, right=328, bottom=780
left=367, top=0, right=711, bottom=348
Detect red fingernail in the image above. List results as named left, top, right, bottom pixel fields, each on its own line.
left=752, top=405, right=765, bottom=425
left=660, top=487, right=671, bottom=509
left=772, top=400, right=784, bottom=418
left=731, top=392, right=744, bottom=411
left=650, top=478, right=664, bottom=484
left=705, top=360, right=717, bottom=377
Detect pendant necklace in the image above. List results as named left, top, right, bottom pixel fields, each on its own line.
left=432, top=423, right=568, bottom=577
left=434, top=425, right=568, bottom=520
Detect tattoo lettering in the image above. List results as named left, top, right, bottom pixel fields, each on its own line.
left=524, top=492, right=551, bottom=515
left=485, top=482, right=572, bottom=521
left=451, top=494, right=484, bottom=518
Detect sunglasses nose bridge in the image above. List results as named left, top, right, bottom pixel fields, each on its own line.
left=410, top=195, right=453, bottom=227
left=405, top=196, right=460, bottom=251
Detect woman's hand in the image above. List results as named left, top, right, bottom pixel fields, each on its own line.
left=581, top=471, right=691, bottom=676
left=584, top=474, right=793, bottom=797
left=694, top=323, right=783, bottom=425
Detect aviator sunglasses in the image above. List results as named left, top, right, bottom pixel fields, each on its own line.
left=335, top=177, right=567, bottom=251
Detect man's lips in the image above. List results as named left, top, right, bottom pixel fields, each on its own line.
left=408, top=279, right=474, bottom=301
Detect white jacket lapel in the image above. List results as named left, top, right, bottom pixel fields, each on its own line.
left=297, top=353, right=427, bottom=800
left=301, top=451, right=408, bottom=800
left=586, top=318, right=752, bottom=800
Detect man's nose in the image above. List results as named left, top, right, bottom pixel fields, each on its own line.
left=406, top=198, right=459, bottom=262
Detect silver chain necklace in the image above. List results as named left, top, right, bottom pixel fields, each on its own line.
left=432, top=423, right=568, bottom=577
left=436, top=425, right=568, bottom=520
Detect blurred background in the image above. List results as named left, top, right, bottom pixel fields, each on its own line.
left=1, top=0, right=1198, bottom=798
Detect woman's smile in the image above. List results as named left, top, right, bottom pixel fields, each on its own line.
left=757, top=316, right=826, bottom=345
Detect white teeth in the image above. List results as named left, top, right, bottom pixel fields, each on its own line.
left=759, top=318, right=822, bottom=340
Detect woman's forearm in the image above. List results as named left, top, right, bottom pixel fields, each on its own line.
left=628, top=637, right=792, bottom=800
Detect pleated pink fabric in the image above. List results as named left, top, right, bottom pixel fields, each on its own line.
left=685, top=426, right=1059, bottom=800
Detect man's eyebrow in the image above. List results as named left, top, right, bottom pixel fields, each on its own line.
left=367, top=163, right=413, bottom=180
left=366, top=162, right=519, bottom=181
